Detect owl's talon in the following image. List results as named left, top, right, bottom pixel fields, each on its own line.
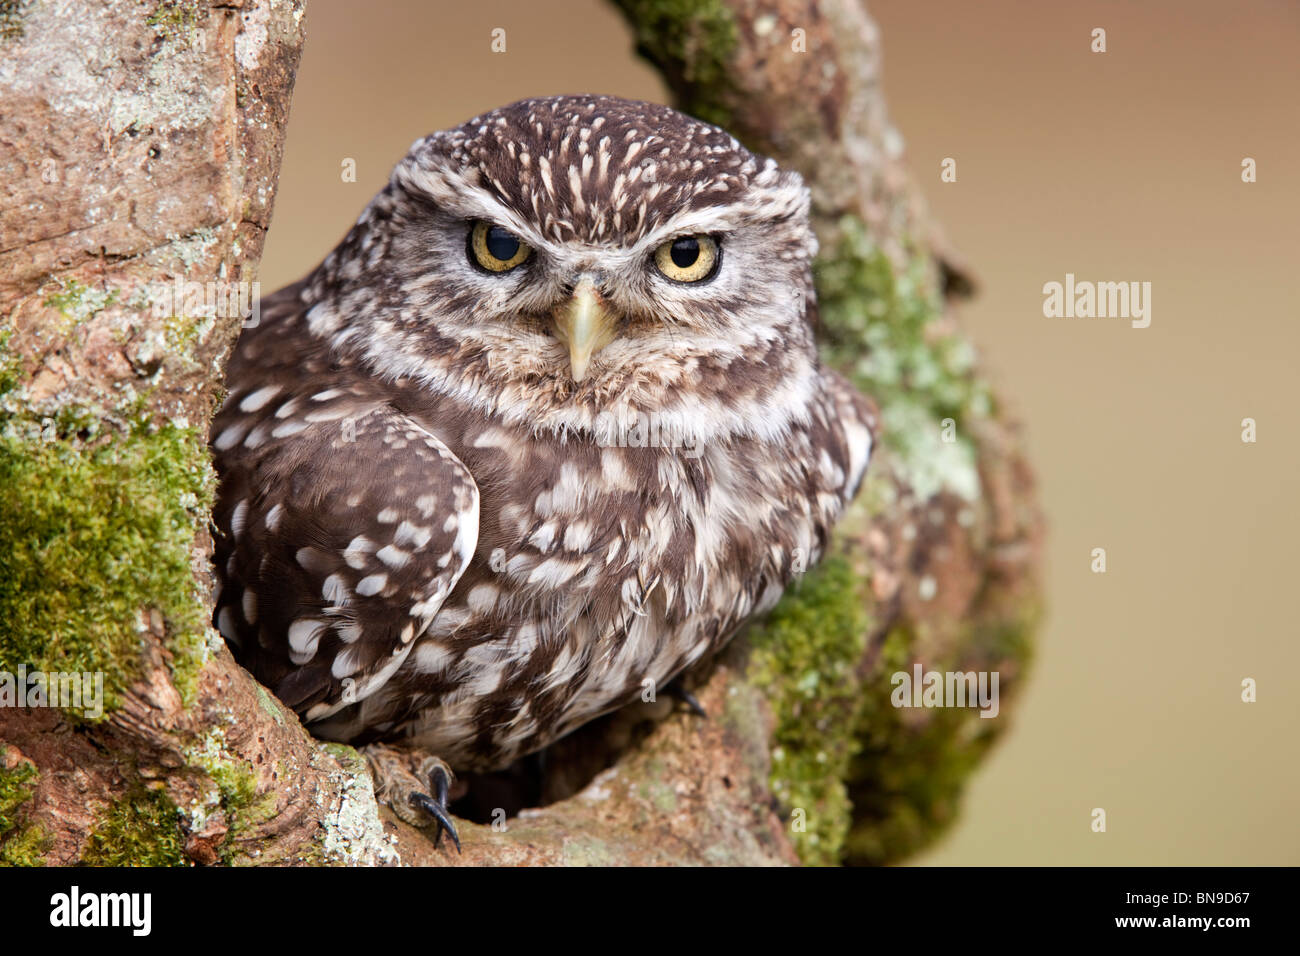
left=668, top=682, right=708, bottom=718
left=411, top=784, right=461, bottom=854
left=363, top=743, right=462, bottom=852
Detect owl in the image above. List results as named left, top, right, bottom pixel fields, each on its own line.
left=210, top=95, right=875, bottom=848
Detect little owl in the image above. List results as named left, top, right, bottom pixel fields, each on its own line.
left=210, top=95, right=876, bottom=848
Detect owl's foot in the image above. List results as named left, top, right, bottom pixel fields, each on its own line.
left=362, top=743, right=462, bottom=853
left=666, top=680, right=708, bottom=718
left=411, top=762, right=461, bottom=853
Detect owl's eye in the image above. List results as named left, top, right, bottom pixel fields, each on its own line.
left=653, top=235, right=720, bottom=283
left=469, top=220, right=531, bottom=272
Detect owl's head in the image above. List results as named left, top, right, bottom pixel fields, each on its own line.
left=305, top=95, right=821, bottom=443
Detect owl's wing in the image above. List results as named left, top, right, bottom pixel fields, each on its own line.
left=212, top=404, right=479, bottom=724
left=824, top=369, right=877, bottom=502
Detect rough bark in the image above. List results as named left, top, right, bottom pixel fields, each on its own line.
left=0, top=0, right=398, bottom=867
left=0, top=0, right=1041, bottom=867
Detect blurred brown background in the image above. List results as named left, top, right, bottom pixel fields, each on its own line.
left=260, top=0, right=1300, bottom=864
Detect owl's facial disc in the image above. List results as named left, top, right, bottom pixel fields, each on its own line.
left=551, top=276, right=619, bottom=382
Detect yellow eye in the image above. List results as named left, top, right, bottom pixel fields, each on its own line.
left=470, top=220, right=531, bottom=272
left=653, top=235, right=720, bottom=283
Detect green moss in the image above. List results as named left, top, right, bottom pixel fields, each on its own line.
left=184, top=729, right=278, bottom=863
left=214, top=769, right=273, bottom=863
left=0, top=746, right=51, bottom=865
left=611, top=0, right=739, bottom=128
left=0, top=330, right=18, bottom=397
left=146, top=0, right=198, bottom=39
left=0, top=820, right=51, bottom=865
left=844, top=627, right=970, bottom=864
left=842, top=610, right=1038, bottom=866
left=0, top=0, right=29, bottom=43
left=744, top=532, right=1033, bottom=868
left=0, top=416, right=214, bottom=713
left=816, top=216, right=990, bottom=500
left=798, top=218, right=1036, bottom=863
left=745, top=556, right=872, bottom=865
left=0, top=750, right=38, bottom=831
left=80, top=786, right=186, bottom=866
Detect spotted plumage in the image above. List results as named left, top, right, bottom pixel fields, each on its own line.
left=211, top=95, right=876, bottom=777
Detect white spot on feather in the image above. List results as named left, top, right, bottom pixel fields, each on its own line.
left=331, top=648, right=361, bottom=679
left=528, top=557, right=582, bottom=587
left=395, top=521, right=432, bottom=549
left=272, top=418, right=309, bottom=438
left=217, top=607, right=238, bottom=640
left=322, top=574, right=349, bottom=604
left=239, top=385, right=281, bottom=412
left=288, top=620, right=327, bottom=663
left=467, top=584, right=499, bottom=614
left=214, top=423, right=248, bottom=450
left=356, top=573, right=388, bottom=596
left=344, top=535, right=375, bottom=570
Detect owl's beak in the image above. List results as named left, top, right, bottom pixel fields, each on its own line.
left=552, top=277, right=618, bottom=382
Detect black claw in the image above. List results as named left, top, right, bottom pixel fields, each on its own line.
left=410, top=770, right=461, bottom=854
left=668, top=682, right=708, bottom=718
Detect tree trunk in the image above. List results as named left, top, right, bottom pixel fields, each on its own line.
left=0, top=0, right=1041, bottom=867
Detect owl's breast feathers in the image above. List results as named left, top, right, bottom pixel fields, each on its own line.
left=211, top=284, right=876, bottom=770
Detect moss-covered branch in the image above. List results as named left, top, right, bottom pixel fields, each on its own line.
left=610, top=0, right=1043, bottom=864
left=0, top=0, right=399, bottom=868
